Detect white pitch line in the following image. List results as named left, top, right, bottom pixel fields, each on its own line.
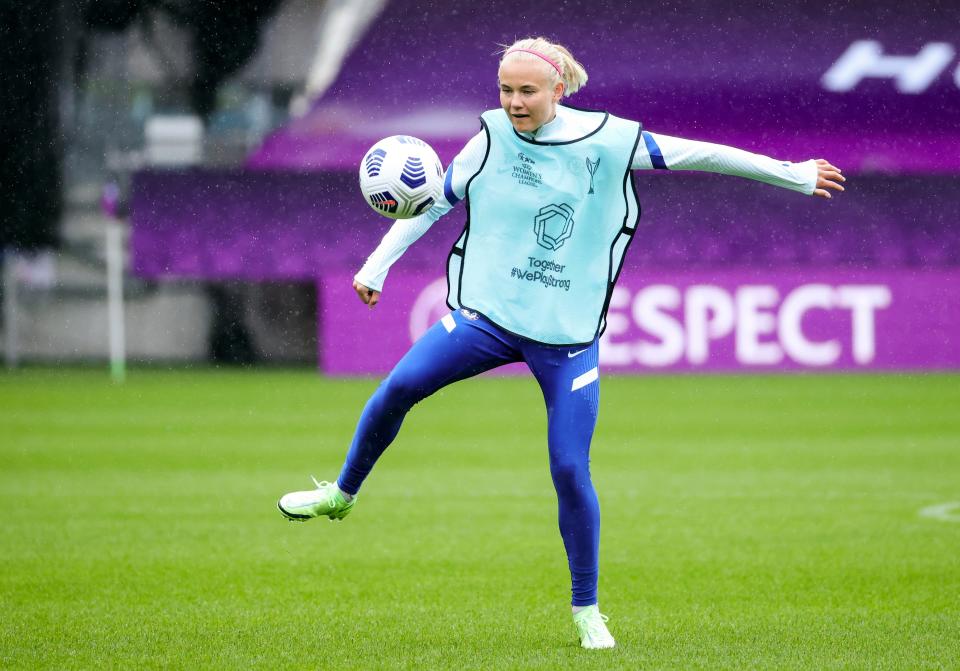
left=918, top=501, right=960, bottom=522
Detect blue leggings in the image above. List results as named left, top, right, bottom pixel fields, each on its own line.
left=337, top=309, right=602, bottom=606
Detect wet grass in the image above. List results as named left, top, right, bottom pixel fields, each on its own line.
left=1, top=369, right=958, bottom=670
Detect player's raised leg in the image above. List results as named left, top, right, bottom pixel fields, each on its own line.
left=278, top=310, right=520, bottom=521
left=524, top=339, right=614, bottom=649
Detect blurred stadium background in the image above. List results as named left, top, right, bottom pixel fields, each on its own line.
left=3, top=0, right=386, bottom=366
left=2, top=1, right=959, bottom=669
left=3, top=0, right=958, bottom=371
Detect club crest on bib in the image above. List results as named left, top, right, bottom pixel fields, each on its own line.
left=533, top=203, right=575, bottom=251
left=586, top=157, right=600, bottom=194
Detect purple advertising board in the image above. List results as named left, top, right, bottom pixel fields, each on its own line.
left=131, top=171, right=960, bottom=280
left=320, top=270, right=959, bottom=374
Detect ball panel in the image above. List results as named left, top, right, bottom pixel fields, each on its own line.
left=368, top=190, right=399, bottom=215
left=364, top=148, right=386, bottom=177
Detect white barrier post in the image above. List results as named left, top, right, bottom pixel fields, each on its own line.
left=106, top=224, right=126, bottom=382
left=3, top=250, right=18, bottom=369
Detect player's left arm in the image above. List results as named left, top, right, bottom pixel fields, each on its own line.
left=634, top=131, right=845, bottom=198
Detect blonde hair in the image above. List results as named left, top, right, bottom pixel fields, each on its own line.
left=499, top=37, right=588, bottom=97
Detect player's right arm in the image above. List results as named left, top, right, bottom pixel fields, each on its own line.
left=353, top=132, right=487, bottom=307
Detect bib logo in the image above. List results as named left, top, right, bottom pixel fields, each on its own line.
left=510, top=152, right=543, bottom=188
left=534, top=203, right=575, bottom=251
left=585, top=157, right=600, bottom=194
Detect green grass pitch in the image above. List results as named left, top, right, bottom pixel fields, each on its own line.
left=1, top=369, right=958, bottom=670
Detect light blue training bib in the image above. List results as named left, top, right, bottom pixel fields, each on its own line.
left=446, top=105, right=642, bottom=345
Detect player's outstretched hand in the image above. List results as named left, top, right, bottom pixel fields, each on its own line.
left=813, top=159, right=845, bottom=199
left=353, top=279, right=381, bottom=309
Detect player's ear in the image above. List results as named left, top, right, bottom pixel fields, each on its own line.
left=553, top=81, right=564, bottom=102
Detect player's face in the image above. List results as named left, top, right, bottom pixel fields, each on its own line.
left=498, top=59, right=564, bottom=134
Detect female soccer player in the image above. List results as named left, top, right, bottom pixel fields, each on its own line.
left=279, top=37, right=845, bottom=649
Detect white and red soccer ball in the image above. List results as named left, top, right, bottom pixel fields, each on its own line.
left=359, top=135, right=444, bottom=220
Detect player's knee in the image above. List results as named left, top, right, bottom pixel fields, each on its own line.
left=379, top=369, right=428, bottom=408
left=549, top=457, right=589, bottom=491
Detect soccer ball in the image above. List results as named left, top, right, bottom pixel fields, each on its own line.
left=359, top=136, right=444, bottom=220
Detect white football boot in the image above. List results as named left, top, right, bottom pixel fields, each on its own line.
left=573, top=605, right=616, bottom=649
left=277, top=477, right=356, bottom=521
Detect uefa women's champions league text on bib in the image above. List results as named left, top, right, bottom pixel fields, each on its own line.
left=446, top=106, right=642, bottom=345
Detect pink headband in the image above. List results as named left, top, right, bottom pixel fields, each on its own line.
left=504, top=48, right=563, bottom=77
